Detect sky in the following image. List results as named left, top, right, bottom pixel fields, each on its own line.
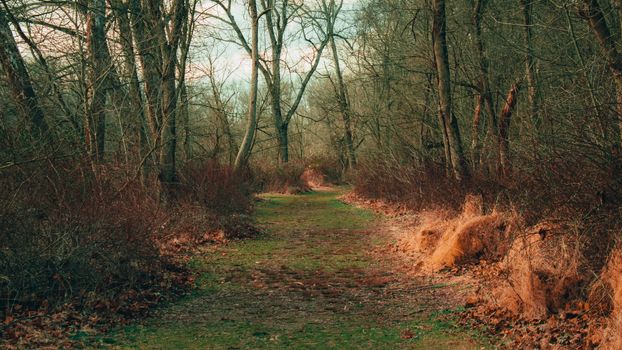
left=188, top=0, right=361, bottom=86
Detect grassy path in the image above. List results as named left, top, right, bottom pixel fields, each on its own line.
left=101, top=189, right=490, bottom=349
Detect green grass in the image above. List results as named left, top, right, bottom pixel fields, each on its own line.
left=99, top=317, right=484, bottom=350
left=91, top=189, right=492, bottom=349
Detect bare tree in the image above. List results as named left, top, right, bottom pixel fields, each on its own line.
left=0, top=10, right=49, bottom=136
left=324, top=0, right=356, bottom=169
left=129, top=0, right=191, bottom=197
left=212, top=0, right=330, bottom=163
left=468, top=0, right=496, bottom=172
left=432, top=0, right=468, bottom=180
left=235, top=0, right=259, bottom=169
left=85, top=0, right=108, bottom=161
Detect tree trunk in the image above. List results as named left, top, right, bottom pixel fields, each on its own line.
left=129, top=0, right=187, bottom=199
left=159, top=60, right=178, bottom=188
left=0, top=10, right=48, bottom=136
left=235, top=0, right=259, bottom=169
left=130, top=0, right=163, bottom=150
left=272, top=64, right=288, bottom=164
left=584, top=0, right=622, bottom=148
left=328, top=5, right=356, bottom=169
left=86, top=0, right=108, bottom=162
left=470, top=0, right=496, bottom=173
left=277, top=122, right=289, bottom=164
left=157, top=0, right=186, bottom=193
left=520, top=0, right=538, bottom=127
left=471, top=93, right=483, bottom=167
left=180, top=82, right=192, bottom=161
left=113, top=0, right=152, bottom=174
left=436, top=91, right=452, bottom=175
left=498, top=83, right=519, bottom=177
left=432, top=0, right=468, bottom=180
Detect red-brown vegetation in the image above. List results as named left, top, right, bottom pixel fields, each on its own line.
left=0, top=159, right=255, bottom=347
left=352, top=155, right=622, bottom=348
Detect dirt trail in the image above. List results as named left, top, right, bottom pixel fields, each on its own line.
left=99, top=189, right=491, bottom=349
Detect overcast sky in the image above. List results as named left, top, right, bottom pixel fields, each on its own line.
left=188, top=0, right=361, bottom=86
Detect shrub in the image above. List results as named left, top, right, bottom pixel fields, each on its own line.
left=305, top=155, right=344, bottom=184
left=0, top=158, right=256, bottom=321
left=177, top=160, right=252, bottom=215
left=251, top=162, right=311, bottom=193
left=0, top=162, right=166, bottom=315
left=353, top=151, right=622, bottom=324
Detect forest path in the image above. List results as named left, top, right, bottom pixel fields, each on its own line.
left=102, top=188, right=490, bottom=349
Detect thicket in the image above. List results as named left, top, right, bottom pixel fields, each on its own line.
left=0, top=157, right=253, bottom=326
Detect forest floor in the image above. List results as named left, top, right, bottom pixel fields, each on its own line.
left=90, top=188, right=493, bottom=349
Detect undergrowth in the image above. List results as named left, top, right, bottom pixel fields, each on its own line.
left=0, top=159, right=255, bottom=347
left=352, top=152, right=622, bottom=348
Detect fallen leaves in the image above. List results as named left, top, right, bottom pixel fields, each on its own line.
left=0, top=259, right=194, bottom=349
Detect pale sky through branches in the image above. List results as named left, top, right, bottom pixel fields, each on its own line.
left=189, top=0, right=360, bottom=87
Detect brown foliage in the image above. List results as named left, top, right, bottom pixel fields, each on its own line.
left=177, top=160, right=253, bottom=215
left=354, top=152, right=622, bottom=346
left=251, top=162, right=312, bottom=194
left=0, top=162, right=165, bottom=313
left=353, top=158, right=502, bottom=212
left=0, top=158, right=255, bottom=347
left=493, top=225, right=585, bottom=319
left=592, top=248, right=622, bottom=349
left=399, top=195, right=516, bottom=271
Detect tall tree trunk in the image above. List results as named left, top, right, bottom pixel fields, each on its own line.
left=272, top=59, right=288, bottom=163
left=499, top=83, right=519, bottom=177
left=86, top=0, right=108, bottom=161
left=157, top=0, right=186, bottom=193
left=159, top=58, right=178, bottom=189
left=470, top=0, right=496, bottom=173
left=584, top=0, right=622, bottom=149
left=432, top=0, right=468, bottom=180
left=130, top=0, right=163, bottom=150
left=328, top=1, right=356, bottom=169
left=180, top=82, right=192, bottom=161
left=471, top=93, right=483, bottom=167
left=113, top=0, right=152, bottom=179
left=235, top=0, right=259, bottom=169
left=129, top=0, right=187, bottom=199
left=277, top=121, right=289, bottom=163
left=0, top=10, right=48, bottom=136
left=520, top=0, right=538, bottom=127
left=435, top=89, right=452, bottom=175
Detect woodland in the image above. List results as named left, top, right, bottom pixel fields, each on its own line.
left=1, top=0, right=622, bottom=348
